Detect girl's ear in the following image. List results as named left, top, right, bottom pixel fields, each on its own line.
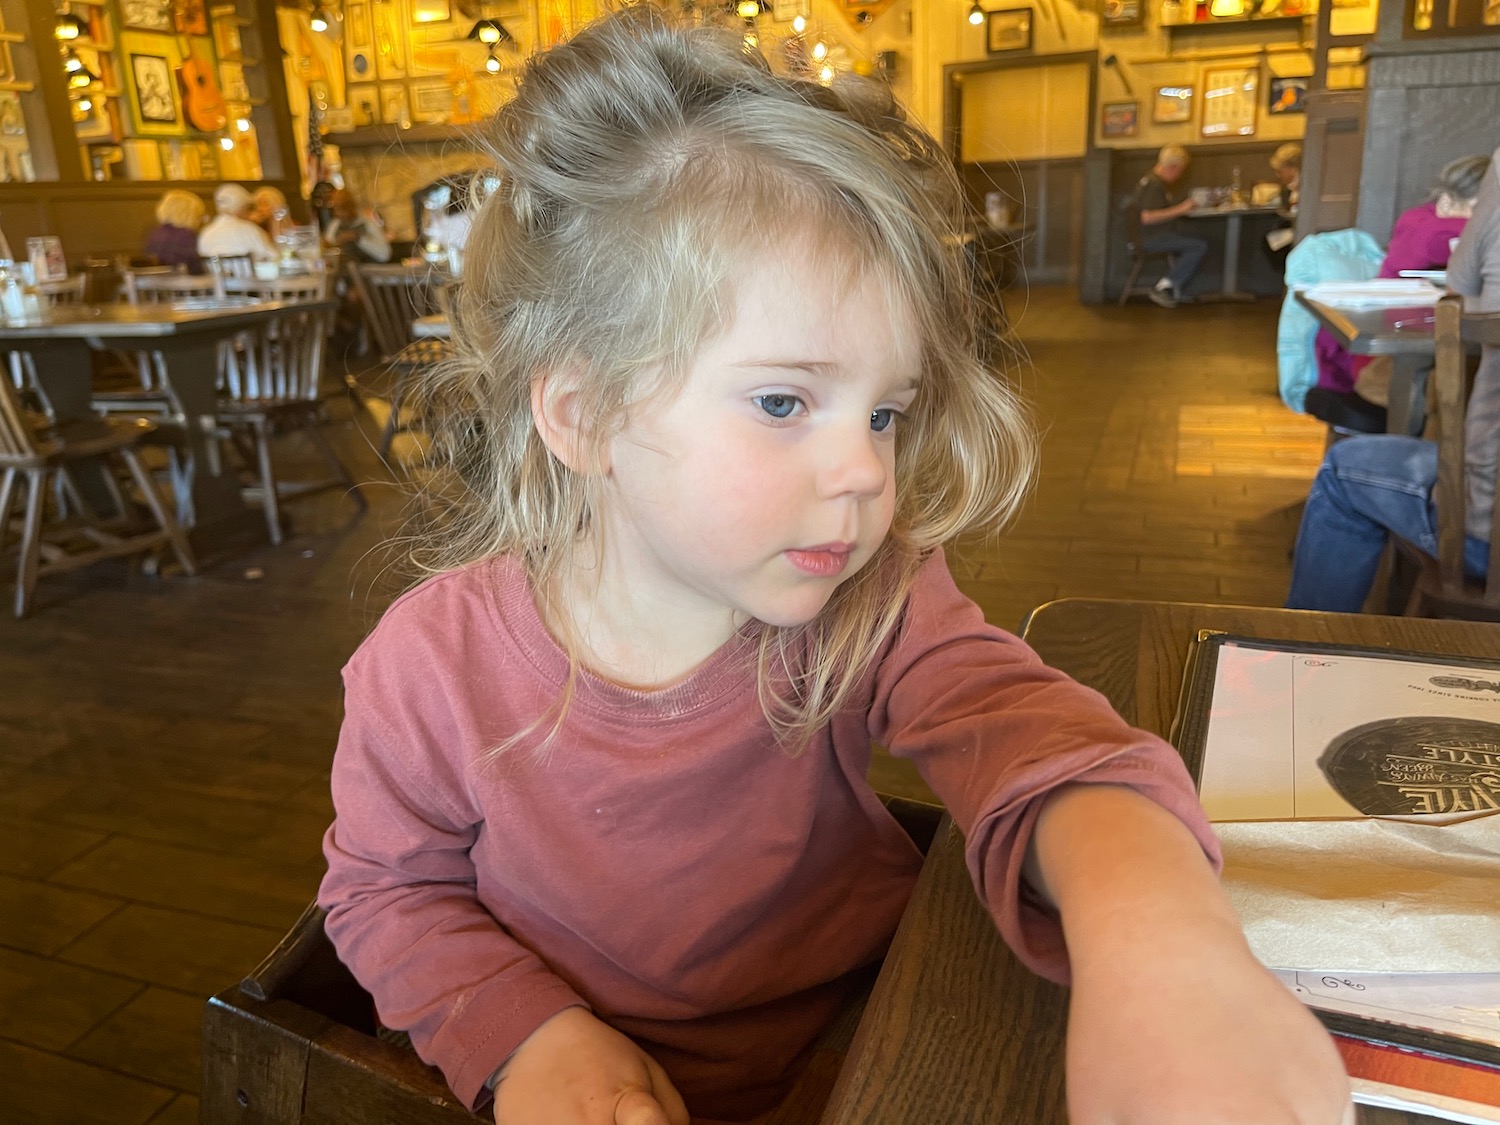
left=531, top=370, right=605, bottom=474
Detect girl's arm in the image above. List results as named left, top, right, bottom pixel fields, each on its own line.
left=1029, top=783, right=1352, bottom=1125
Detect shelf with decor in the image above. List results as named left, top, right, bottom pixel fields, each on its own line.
left=1162, top=14, right=1311, bottom=33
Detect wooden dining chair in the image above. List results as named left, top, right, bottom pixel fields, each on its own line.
left=123, top=270, right=227, bottom=304
left=36, top=274, right=88, bottom=306
left=1117, top=205, right=1178, bottom=307
left=205, top=253, right=256, bottom=280
left=1398, top=293, right=1500, bottom=621
left=222, top=271, right=334, bottom=302
left=0, top=358, right=195, bottom=617
left=215, top=303, right=366, bottom=545
left=200, top=795, right=940, bottom=1125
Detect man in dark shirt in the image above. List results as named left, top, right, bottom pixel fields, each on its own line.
left=1132, top=144, right=1206, bottom=308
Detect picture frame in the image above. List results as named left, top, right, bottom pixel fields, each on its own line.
left=1101, top=0, right=1143, bottom=26
left=1152, top=83, right=1194, bottom=124
left=1100, top=99, right=1139, bottom=138
left=410, top=0, right=451, bottom=25
left=345, top=2, right=372, bottom=50
left=1200, top=64, right=1257, bottom=138
left=985, top=7, right=1033, bottom=53
left=409, top=77, right=453, bottom=123
left=121, top=0, right=173, bottom=33
left=347, top=83, right=378, bottom=126
left=210, top=6, right=242, bottom=61
left=0, top=91, right=25, bottom=136
left=378, top=83, right=409, bottom=126
left=1267, top=75, right=1308, bottom=114
left=128, top=52, right=182, bottom=132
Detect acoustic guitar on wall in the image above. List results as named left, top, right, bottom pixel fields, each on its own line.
left=177, top=38, right=228, bottom=133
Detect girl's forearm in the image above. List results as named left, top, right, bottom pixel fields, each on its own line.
left=1025, top=783, right=1246, bottom=974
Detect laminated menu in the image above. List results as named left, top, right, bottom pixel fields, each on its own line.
left=1170, top=634, right=1500, bottom=1121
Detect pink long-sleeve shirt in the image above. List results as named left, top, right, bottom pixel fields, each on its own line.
left=319, top=553, right=1220, bottom=1122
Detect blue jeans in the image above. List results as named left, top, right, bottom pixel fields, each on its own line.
left=1286, top=436, right=1490, bottom=612
left=1141, top=231, right=1208, bottom=293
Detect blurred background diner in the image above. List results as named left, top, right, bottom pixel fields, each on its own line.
left=0, top=0, right=1499, bottom=1122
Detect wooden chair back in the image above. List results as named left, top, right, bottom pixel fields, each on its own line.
left=0, top=358, right=43, bottom=461
left=222, top=272, right=332, bottom=302
left=205, top=253, right=256, bottom=279
left=36, top=275, right=88, bottom=306
left=221, top=305, right=335, bottom=405
left=348, top=262, right=450, bottom=361
left=1408, top=293, right=1500, bottom=618
left=123, top=270, right=226, bottom=304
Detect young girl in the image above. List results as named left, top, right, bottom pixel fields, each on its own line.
left=320, top=10, right=1352, bottom=1125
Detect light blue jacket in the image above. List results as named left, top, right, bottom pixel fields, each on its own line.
left=1277, top=228, right=1384, bottom=411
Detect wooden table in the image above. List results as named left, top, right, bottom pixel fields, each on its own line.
left=819, top=598, right=1500, bottom=1125
left=1295, top=295, right=1443, bottom=436
left=0, top=301, right=305, bottom=552
left=1182, top=204, right=1284, bottom=301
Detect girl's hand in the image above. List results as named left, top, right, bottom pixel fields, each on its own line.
left=492, top=1007, right=689, bottom=1125
left=1065, top=926, right=1354, bottom=1125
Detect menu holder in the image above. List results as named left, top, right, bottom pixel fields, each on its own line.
left=1169, top=631, right=1500, bottom=1088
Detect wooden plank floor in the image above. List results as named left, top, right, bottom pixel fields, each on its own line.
left=0, top=288, right=1322, bottom=1124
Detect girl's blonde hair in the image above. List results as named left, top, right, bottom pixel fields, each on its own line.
left=155, top=189, right=206, bottom=230
left=417, top=5, right=1035, bottom=749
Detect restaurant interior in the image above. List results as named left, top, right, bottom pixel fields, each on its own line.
left=1, top=0, right=1499, bottom=1120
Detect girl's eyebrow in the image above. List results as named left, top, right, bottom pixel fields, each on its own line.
left=733, top=358, right=921, bottom=391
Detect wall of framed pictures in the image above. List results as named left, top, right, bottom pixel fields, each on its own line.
left=49, top=0, right=266, bottom=182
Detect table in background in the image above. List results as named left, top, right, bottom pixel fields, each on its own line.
left=0, top=301, right=304, bottom=553
left=1183, top=204, right=1284, bottom=301
left=819, top=598, right=1499, bottom=1125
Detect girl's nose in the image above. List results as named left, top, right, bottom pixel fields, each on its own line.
left=818, top=421, right=889, bottom=500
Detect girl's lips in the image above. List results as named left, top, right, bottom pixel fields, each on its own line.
left=785, top=546, right=852, bottom=577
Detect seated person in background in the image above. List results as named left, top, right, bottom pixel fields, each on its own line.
left=1314, top=153, right=1491, bottom=407
left=1286, top=146, right=1500, bottom=612
left=1132, top=144, right=1207, bottom=308
left=249, top=186, right=290, bottom=240
left=325, top=188, right=392, bottom=264
left=198, top=183, right=277, bottom=261
left=144, top=189, right=206, bottom=274
left=1264, top=143, right=1301, bottom=270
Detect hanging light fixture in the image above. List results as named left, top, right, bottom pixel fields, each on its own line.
left=54, top=11, right=89, bottom=40
left=967, top=0, right=986, bottom=25
left=309, top=5, right=330, bottom=32
left=483, top=47, right=502, bottom=73
left=466, top=17, right=512, bottom=44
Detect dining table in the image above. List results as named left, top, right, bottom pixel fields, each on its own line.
left=817, top=597, right=1499, bottom=1125
left=1182, top=203, right=1284, bottom=301
left=0, top=299, right=310, bottom=554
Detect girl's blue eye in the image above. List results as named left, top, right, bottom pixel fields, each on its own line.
left=871, top=408, right=899, bottom=433
left=755, top=394, right=799, bottom=419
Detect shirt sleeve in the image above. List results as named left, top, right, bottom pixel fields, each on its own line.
left=866, top=554, right=1221, bottom=986
left=1448, top=149, right=1500, bottom=300
left=319, top=651, right=586, bottom=1109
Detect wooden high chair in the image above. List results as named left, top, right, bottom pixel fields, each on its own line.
left=199, top=795, right=942, bottom=1125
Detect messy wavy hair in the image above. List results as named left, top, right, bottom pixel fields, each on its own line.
left=414, top=4, right=1036, bottom=750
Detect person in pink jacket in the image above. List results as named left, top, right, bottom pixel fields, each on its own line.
left=319, top=10, right=1353, bottom=1125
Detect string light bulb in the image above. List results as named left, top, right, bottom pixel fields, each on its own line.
left=220, top=136, right=235, bottom=150
left=484, top=48, right=501, bottom=73
left=968, top=0, right=986, bottom=25
left=67, top=67, right=96, bottom=88
left=736, top=0, right=760, bottom=16
left=810, top=39, right=827, bottom=60
left=818, top=63, right=834, bottom=83
left=62, top=50, right=84, bottom=72
left=76, top=97, right=92, bottom=112
left=54, top=11, right=88, bottom=40
left=235, top=116, right=252, bottom=132
left=466, top=18, right=511, bottom=43
left=791, top=13, right=806, bottom=31
left=309, top=5, right=330, bottom=31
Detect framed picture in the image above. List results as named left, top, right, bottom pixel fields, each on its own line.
left=348, top=83, right=379, bottom=126
left=1101, top=0, right=1143, bottom=25
left=379, top=83, right=409, bottom=126
left=1267, top=75, right=1308, bottom=114
left=409, top=78, right=453, bottom=122
left=1101, top=100, right=1139, bottom=138
left=121, top=0, right=173, bottom=32
left=346, top=2, right=372, bottom=49
left=0, top=91, right=24, bottom=136
left=985, top=8, right=1033, bottom=53
left=1152, top=84, right=1194, bottom=123
left=1200, top=64, right=1257, bottom=138
left=410, top=0, right=451, bottom=24
left=210, top=6, right=242, bottom=61
left=174, top=0, right=208, bottom=36
left=129, top=52, right=181, bottom=131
